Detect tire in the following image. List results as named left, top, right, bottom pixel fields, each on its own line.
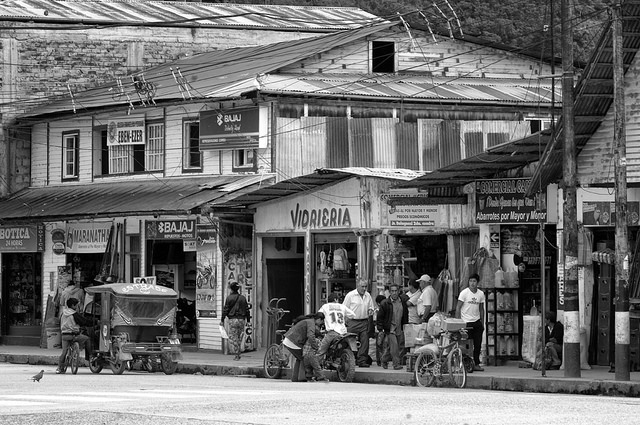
left=110, top=346, right=126, bottom=375
left=89, top=355, right=103, bottom=374
left=414, top=349, right=437, bottom=388
left=463, top=355, right=475, bottom=374
left=70, top=342, right=80, bottom=375
left=336, top=348, right=356, bottom=383
left=263, top=344, right=283, bottom=379
left=161, top=354, right=178, bottom=375
left=448, top=347, right=467, bottom=388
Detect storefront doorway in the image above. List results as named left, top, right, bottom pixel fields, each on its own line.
left=1, top=253, right=43, bottom=345
left=266, top=258, right=304, bottom=328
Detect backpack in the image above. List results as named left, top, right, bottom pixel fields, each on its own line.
left=332, top=247, right=349, bottom=271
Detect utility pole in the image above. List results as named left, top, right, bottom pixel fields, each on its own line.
left=612, top=1, right=630, bottom=382
left=561, top=0, right=580, bottom=378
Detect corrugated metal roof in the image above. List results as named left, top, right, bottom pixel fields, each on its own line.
left=398, top=130, right=552, bottom=189
left=211, top=167, right=424, bottom=210
left=0, top=174, right=275, bottom=221
left=19, top=22, right=396, bottom=119
left=258, top=74, right=559, bottom=105
left=528, top=0, right=640, bottom=191
left=0, top=0, right=382, bottom=30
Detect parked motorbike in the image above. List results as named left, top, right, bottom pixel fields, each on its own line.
left=321, top=332, right=358, bottom=382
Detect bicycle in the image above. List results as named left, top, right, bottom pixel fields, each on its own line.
left=58, top=336, right=81, bottom=375
left=414, top=326, right=469, bottom=388
left=263, top=298, right=291, bottom=379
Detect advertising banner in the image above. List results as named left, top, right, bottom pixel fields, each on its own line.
left=196, top=225, right=217, bottom=317
left=0, top=224, right=45, bottom=252
left=66, top=222, right=112, bottom=253
left=582, top=201, right=640, bottom=226
left=475, top=178, right=547, bottom=224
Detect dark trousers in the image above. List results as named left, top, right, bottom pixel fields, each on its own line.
left=346, top=318, right=370, bottom=366
left=284, top=345, right=307, bottom=382
left=466, top=319, right=484, bottom=365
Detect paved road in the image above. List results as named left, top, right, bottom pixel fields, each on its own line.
left=1, top=363, right=640, bottom=425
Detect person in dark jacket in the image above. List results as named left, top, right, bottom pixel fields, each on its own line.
left=545, top=311, right=564, bottom=368
left=376, top=284, right=408, bottom=370
left=283, top=313, right=325, bottom=382
left=221, top=282, right=250, bottom=360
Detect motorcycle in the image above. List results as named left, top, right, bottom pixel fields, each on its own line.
left=321, top=332, right=358, bottom=382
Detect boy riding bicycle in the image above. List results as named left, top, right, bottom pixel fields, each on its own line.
left=56, top=297, right=93, bottom=374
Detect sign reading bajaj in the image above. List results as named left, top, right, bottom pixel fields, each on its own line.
left=145, top=219, right=196, bottom=239
left=475, top=178, right=547, bottom=224
left=106, top=115, right=146, bottom=146
left=199, top=106, right=268, bottom=150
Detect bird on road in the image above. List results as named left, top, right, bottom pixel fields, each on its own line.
left=31, top=370, right=44, bottom=382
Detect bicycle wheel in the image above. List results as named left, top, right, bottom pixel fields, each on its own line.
left=414, top=349, right=437, bottom=387
left=448, top=347, right=467, bottom=388
left=70, top=342, right=80, bottom=375
left=263, top=344, right=283, bottom=379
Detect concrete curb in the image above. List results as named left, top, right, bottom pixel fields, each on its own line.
left=2, top=352, right=639, bottom=397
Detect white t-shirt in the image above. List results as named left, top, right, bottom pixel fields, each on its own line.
left=406, top=289, right=422, bottom=324
left=417, top=286, right=438, bottom=316
left=319, top=302, right=356, bottom=334
left=458, top=287, right=486, bottom=322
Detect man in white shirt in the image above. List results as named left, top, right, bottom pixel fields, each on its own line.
left=456, top=273, right=485, bottom=371
left=343, top=279, right=375, bottom=367
left=416, top=274, right=438, bottom=323
left=316, top=293, right=356, bottom=363
left=405, top=280, right=422, bottom=324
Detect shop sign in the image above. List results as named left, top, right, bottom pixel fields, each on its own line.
left=582, top=201, right=640, bottom=226
left=133, top=276, right=156, bottom=285
left=66, top=222, right=112, bottom=253
left=145, top=219, right=196, bottom=240
left=0, top=224, right=44, bottom=252
left=388, top=205, right=439, bottom=226
left=106, top=115, right=146, bottom=146
left=199, top=106, right=267, bottom=150
left=475, top=178, right=547, bottom=224
left=289, top=203, right=353, bottom=229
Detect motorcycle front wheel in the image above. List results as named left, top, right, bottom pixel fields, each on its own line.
left=336, top=348, right=356, bottom=382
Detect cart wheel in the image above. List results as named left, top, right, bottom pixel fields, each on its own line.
left=161, top=354, right=178, bottom=375
left=110, top=347, right=126, bottom=375
left=89, top=355, right=103, bottom=374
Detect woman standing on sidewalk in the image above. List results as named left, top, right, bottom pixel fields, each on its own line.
left=221, top=283, right=250, bottom=360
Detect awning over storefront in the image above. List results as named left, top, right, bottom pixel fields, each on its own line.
left=0, top=174, right=275, bottom=222
left=211, top=167, right=424, bottom=210
left=396, top=131, right=552, bottom=189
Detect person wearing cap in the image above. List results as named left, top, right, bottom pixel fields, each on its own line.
left=456, top=273, right=485, bottom=371
left=416, top=274, right=438, bottom=323
left=221, top=282, right=250, bottom=360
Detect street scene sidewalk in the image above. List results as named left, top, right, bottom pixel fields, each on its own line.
left=2, top=344, right=639, bottom=397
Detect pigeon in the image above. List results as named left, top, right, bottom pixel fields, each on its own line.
left=31, top=370, right=44, bottom=382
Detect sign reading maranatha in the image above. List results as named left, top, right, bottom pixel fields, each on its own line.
left=475, top=178, right=547, bottom=224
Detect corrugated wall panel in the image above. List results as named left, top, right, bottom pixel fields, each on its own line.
left=275, top=117, right=302, bottom=182
left=396, top=122, right=419, bottom=170
left=461, top=121, right=483, bottom=158
left=440, top=120, right=461, bottom=167
left=418, top=119, right=442, bottom=171
left=371, top=118, right=397, bottom=168
left=327, top=117, right=349, bottom=167
left=301, top=116, right=327, bottom=176
left=350, top=118, right=373, bottom=167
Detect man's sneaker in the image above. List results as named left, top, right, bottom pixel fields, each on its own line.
left=473, top=365, right=484, bottom=372
left=393, top=365, right=404, bottom=370
left=55, top=368, right=63, bottom=374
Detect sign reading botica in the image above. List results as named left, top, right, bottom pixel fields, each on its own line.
left=0, top=224, right=45, bottom=252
